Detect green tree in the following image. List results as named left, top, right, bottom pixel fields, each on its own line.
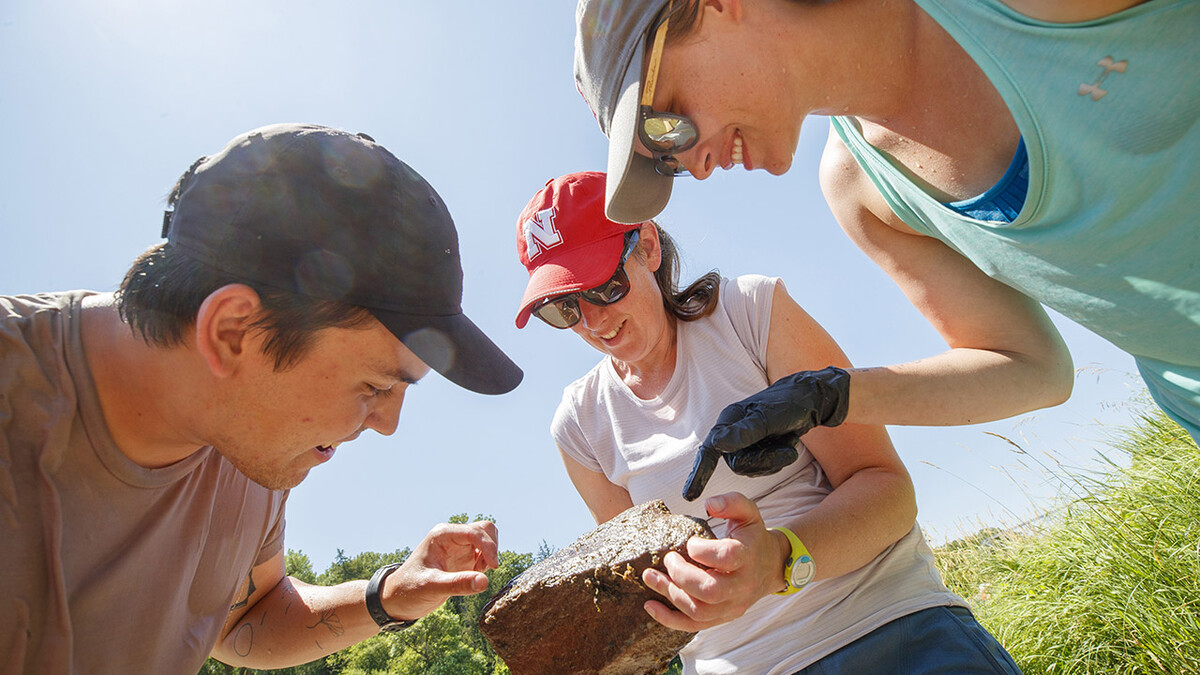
left=317, top=548, right=409, bottom=586
left=286, top=549, right=317, bottom=584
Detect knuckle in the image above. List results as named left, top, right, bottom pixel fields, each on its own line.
left=693, top=576, right=724, bottom=602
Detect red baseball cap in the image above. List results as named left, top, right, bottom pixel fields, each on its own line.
left=514, top=171, right=641, bottom=328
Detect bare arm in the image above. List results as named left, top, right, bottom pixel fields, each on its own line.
left=762, top=283, right=915, bottom=580
left=817, top=129, right=1073, bottom=427
left=211, top=521, right=499, bottom=669
left=644, top=282, right=916, bottom=630
left=561, top=448, right=634, bottom=525
left=211, top=553, right=377, bottom=667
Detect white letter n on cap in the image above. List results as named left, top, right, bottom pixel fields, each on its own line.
left=523, top=207, right=562, bottom=260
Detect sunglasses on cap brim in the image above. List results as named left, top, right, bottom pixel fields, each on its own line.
left=531, top=229, right=641, bottom=329
left=638, top=0, right=699, bottom=177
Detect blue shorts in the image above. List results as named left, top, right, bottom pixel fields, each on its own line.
left=793, top=606, right=1022, bottom=674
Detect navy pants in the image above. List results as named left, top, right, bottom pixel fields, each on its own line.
left=793, top=606, right=1023, bottom=674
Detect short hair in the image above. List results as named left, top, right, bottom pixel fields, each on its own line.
left=116, top=243, right=374, bottom=371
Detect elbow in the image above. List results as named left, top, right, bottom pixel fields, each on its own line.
left=1008, top=333, right=1074, bottom=412
left=878, top=468, right=919, bottom=542
left=1039, top=343, right=1075, bottom=409
left=1046, top=371, right=1073, bottom=408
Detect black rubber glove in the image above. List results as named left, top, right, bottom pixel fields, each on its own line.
left=682, top=366, right=851, bottom=501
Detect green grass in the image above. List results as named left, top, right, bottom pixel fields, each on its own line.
left=935, top=410, right=1200, bottom=674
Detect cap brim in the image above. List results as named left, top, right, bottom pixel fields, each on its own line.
left=605, top=40, right=673, bottom=225
left=372, top=310, right=523, bottom=395
left=515, top=232, right=628, bottom=328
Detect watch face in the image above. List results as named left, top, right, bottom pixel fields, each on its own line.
left=789, top=554, right=815, bottom=589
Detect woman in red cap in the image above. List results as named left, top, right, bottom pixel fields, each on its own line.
left=513, top=171, right=1021, bottom=674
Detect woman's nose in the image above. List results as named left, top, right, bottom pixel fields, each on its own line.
left=577, top=300, right=610, bottom=331
left=680, top=145, right=714, bottom=180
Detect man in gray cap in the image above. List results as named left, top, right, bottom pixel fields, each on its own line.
left=0, top=123, right=522, bottom=673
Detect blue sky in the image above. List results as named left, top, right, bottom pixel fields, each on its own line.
left=1, top=0, right=1146, bottom=573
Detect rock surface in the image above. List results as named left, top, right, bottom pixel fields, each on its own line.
left=480, top=500, right=715, bottom=675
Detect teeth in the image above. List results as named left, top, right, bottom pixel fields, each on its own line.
left=601, top=327, right=619, bottom=340
left=330, top=442, right=341, bottom=450
left=731, top=134, right=744, bottom=165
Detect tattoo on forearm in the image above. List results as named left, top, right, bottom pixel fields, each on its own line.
left=307, top=609, right=345, bottom=638
left=234, top=623, right=253, bottom=657
left=231, top=571, right=256, bottom=611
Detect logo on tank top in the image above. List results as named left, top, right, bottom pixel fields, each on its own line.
left=1078, top=56, right=1128, bottom=101
left=523, top=207, right=563, bottom=260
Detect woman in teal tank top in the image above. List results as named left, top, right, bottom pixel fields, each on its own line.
left=569, top=0, right=1200, bottom=488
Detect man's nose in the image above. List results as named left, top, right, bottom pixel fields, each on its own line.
left=366, top=388, right=404, bottom=436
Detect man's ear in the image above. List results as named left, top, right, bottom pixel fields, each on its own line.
left=194, top=284, right=263, bottom=378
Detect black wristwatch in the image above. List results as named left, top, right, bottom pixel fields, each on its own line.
left=366, top=562, right=417, bottom=633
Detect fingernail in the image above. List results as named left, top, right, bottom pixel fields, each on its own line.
left=707, top=496, right=726, bottom=515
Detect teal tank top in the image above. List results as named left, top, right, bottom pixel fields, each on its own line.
left=830, top=0, right=1200, bottom=440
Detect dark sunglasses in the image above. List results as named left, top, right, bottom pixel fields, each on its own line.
left=532, top=229, right=641, bottom=329
left=639, top=0, right=699, bottom=177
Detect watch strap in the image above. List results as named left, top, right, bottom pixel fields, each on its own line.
left=771, top=526, right=815, bottom=596
left=366, top=562, right=417, bottom=633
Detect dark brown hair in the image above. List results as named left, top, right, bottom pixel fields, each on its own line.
left=663, top=0, right=703, bottom=41
left=645, top=222, right=721, bottom=322
left=116, top=243, right=373, bottom=371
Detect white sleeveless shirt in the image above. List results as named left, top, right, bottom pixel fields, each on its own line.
left=551, top=275, right=966, bottom=674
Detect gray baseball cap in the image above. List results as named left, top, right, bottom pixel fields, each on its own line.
left=574, top=0, right=673, bottom=225
left=164, top=123, right=523, bottom=395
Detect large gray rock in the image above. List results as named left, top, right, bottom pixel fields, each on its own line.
left=480, top=500, right=715, bottom=675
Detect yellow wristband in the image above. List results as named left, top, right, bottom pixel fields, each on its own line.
left=771, top=527, right=815, bottom=595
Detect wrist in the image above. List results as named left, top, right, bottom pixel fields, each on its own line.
left=770, top=529, right=791, bottom=593
left=815, top=366, right=851, bottom=427
left=365, top=563, right=417, bottom=633
left=769, top=527, right=815, bottom=595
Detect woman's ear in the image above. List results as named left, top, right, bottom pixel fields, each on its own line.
left=703, top=0, right=744, bottom=24
left=194, top=284, right=263, bottom=378
left=640, top=222, right=664, bottom=273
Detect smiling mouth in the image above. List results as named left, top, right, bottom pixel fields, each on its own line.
left=597, top=320, right=624, bottom=341
left=314, top=441, right=342, bottom=459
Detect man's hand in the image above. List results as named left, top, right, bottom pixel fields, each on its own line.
left=683, top=367, right=850, bottom=501
left=381, top=520, right=500, bottom=621
left=641, top=493, right=787, bottom=631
